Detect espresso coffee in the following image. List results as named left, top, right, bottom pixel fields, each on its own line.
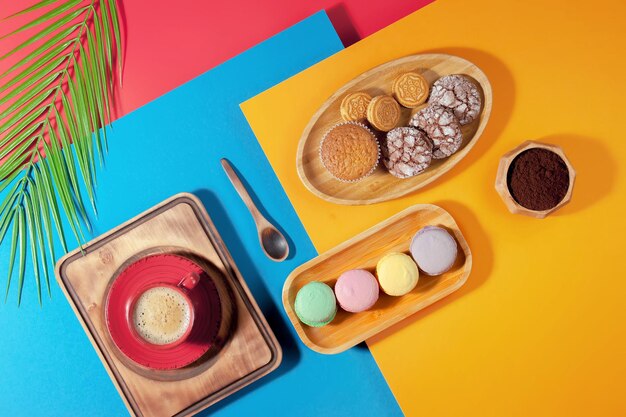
left=132, top=286, right=191, bottom=345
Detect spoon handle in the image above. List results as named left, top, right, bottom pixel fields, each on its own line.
left=220, top=159, right=266, bottom=225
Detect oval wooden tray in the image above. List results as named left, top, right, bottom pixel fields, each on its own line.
left=297, top=53, right=493, bottom=205
left=283, top=204, right=472, bottom=354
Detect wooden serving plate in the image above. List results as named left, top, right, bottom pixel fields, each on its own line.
left=56, top=193, right=281, bottom=417
left=297, top=53, right=493, bottom=205
left=283, top=204, right=472, bottom=354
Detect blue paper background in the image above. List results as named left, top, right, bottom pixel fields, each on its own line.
left=0, top=12, right=402, bottom=417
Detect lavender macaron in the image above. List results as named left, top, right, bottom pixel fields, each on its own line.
left=410, top=226, right=458, bottom=275
left=334, top=269, right=379, bottom=313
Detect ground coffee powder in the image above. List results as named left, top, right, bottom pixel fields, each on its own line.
left=507, top=148, right=569, bottom=211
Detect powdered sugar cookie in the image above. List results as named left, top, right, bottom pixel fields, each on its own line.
left=382, top=127, right=432, bottom=178
left=428, top=74, right=481, bottom=125
left=410, top=105, right=463, bottom=159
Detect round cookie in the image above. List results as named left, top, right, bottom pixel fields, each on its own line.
left=392, top=72, right=429, bottom=108
left=428, top=74, right=481, bottom=125
left=376, top=252, right=419, bottom=296
left=340, top=92, right=372, bottom=122
left=319, top=122, right=379, bottom=182
left=294, top=282, right=337, bottom=327
left=382, top=127, right=433, bottom=179
left=366, top=95, right=401, bottom=132
left=334, top=269, right=379, bottom=313
left=410, top=226, right=458, bottom=276
left=410, top=105, right=463, bottom=159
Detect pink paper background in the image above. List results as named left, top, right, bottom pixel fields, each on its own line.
left=0, top=0, right=432, bottom=117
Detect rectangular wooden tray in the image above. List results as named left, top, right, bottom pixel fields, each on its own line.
left=283, top=204, right=471, bottom=354
left=56, top=193, right=281, bottom=417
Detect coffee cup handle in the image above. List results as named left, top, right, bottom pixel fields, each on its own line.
left=178, top=272, right=200, bottom=291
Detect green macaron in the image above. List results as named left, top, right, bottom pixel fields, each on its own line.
left=294, top=282, right=337, bottom=327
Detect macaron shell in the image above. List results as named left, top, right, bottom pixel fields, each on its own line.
left=334, top=269, right=379, bottom=313
left=410, top=226, right=458, bottom=275
left=294, top=282, right=337, bottom=327
left=300, top=306, right=336, bottom=328
left=376, top=252, right=419, bottom=296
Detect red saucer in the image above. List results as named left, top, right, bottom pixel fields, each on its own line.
left=105, top=254, right=222, bottom=370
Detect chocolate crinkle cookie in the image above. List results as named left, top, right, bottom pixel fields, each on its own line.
left=382, top=127, right=433, bottom=178
left=410, top=105, right=463, bottom=159
left=428, top=74, right=481, bottom=125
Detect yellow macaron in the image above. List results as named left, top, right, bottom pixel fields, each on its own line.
left=376, top=252, right=419, bottom=296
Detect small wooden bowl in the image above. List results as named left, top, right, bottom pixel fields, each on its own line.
left=495, top=140, right=576, bottom=219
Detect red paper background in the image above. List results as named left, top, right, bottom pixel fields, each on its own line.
left=0, top=0, right=432, bottom=118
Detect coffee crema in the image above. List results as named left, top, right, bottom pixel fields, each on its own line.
left=132, top=286, right=191, bottom=345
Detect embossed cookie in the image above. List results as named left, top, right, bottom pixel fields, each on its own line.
left=410, top=105, right=463, bottom=159
left=382, top=127, right=433, bottom=178
left=392, top=72, right=429, bottom=108
left=428, top=74, right=481, bottom=125
left=320, top=122, right=379, bottom=182
left=366, top=95, right=401, bottom=132
left=340, top=92, right=372, bottom=122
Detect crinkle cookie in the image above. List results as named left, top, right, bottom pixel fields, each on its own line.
left=428, top=74, right=481, bottom=125
left=382, top=127, right=432, bottom=178
left=410, top=105, right=463, bottom=159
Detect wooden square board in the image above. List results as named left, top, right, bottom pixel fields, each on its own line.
left=55, top=193, right=282, bottom=417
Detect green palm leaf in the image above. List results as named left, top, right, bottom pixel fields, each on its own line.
left=0, top=0, right=83, bottom=39
left=4, top=0, right=64, bottom=19
left=0, top=0, right=123, bottom=305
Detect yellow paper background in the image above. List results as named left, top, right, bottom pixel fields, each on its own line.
left=241, top=0, right=626, bottom=415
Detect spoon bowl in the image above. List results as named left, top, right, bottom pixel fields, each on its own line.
left=261, top=227, right=289, bottom=262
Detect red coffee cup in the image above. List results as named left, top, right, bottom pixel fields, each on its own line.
left=126, top=272, right=201, bottom=349
left=106, top=254, right=222, bottom=370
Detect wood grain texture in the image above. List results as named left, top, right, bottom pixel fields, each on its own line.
left=283, top=204, right=471, bottom=354
left=495, top=140, right=576, bottom=219
left=55, top=193, right=281, bottom=417
left=297, top=53, right=492, bottom=205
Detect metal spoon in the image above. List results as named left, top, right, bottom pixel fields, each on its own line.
left=221, top=158, right=289, bottom=262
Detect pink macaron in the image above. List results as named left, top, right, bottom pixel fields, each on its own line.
left=334, top=269, right=379, bottom=313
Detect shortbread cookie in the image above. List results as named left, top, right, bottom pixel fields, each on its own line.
left=392, top=72, right=429, bottom=108
left=382, top=127, right=432, bottom=178
left=366, top=95, right=401, bottom=132
left=428, top=74, right=481, bottom=125
left=340, top=92, right=372, bottom=122
left=319, top=122, right=379, bottom=182
left=410, top=105, right=463, bottom=159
